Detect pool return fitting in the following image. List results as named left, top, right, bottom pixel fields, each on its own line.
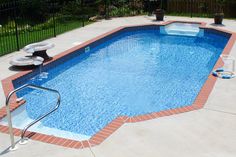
left=5, top=84, right=61, bottom=151
left=212, top=55, right=235, bottom=79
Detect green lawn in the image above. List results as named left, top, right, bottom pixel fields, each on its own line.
left=0, top=20, right=91, bottom=56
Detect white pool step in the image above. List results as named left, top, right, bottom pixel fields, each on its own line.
left=160, top=22, right=204, bottom=37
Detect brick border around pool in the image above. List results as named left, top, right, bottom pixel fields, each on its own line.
left=0, top=21, right=236, bottom=149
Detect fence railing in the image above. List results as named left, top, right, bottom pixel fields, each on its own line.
left=0, top=0, right=88, bottom=56
left=0, top=0, right=147, bottom=56
left=0, top=0, right=236, bottom=56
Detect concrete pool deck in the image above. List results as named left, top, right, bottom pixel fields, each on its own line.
left=0, top=16, right=236, bottom=157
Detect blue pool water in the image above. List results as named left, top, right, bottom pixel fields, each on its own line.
left=3, top=28, right=229, bottom=139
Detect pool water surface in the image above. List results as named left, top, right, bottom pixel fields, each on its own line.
left=1, top=27, right=229, bottom=140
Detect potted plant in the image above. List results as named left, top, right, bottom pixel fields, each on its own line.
left=214, top=0, right=226, bottom=24
left=155, top=9, right=164, bottom=21
left=155, top=0, right=164, bottom=21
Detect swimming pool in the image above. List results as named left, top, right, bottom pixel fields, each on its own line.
left=0, top=23, right=232, bottom=145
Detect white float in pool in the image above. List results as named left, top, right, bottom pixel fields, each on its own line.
left=160, top=22, right=204, bottom=37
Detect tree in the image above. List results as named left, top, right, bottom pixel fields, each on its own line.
left=216, top=0, right=227, bottom=13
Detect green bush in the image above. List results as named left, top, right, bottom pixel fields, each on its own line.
left=60, top=0, right=102, bottom=18
left=18, top=0, right=51, bottom=23
left=110, top=6, right=131, bottom=17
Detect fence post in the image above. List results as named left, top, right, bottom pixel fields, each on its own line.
left=81, top=0, right=85, bottom=27
left=53, top=11, right=56, bottom=37
left=133, top=0, right=135, bottom=16
left=105, top=0, right=110, bottom=19
left=122, top=0, right=125, bottom=16
left=14, top=20, right=20, bottom=51
left=108, top=0, right=110, bottom=19
left=190, top=0, right=193, bottom=18
left=13, top=1, right=19, bottom=51
left=52, top=1, right=56, bottom=37
left=148, top=0, right=151, bottom=16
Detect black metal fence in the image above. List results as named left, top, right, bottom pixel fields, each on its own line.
left=0, top=0, right=88, bottom=56
left=0, top=0, right=236, bottom=56
left=0, top=0, right=147, bottom=56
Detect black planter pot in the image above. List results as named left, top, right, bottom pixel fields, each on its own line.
left=155, top=9, right=164, bottom=21
left=214, top=13, right=224, bottom=24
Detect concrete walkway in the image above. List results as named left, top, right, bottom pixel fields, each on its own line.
left=0, top=16, right=236, bottom=157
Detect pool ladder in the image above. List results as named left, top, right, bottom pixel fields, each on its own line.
left=5, top=84, right=61, bottom=151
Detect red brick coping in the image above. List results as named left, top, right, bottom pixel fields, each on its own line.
left=0, top=21, right=236, bottom=149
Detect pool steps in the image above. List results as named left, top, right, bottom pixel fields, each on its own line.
left=160, top=23, right=204, bottom=37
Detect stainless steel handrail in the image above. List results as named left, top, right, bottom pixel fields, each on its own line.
left=5, top=84, right=61, bottom=150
